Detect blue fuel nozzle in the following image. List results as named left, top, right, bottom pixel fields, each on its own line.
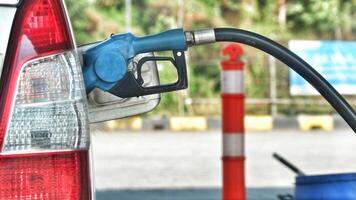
left=83, top=28, right=187, bottom=94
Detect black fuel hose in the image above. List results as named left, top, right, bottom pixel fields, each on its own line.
left=214, top=28, right=356, bottom=132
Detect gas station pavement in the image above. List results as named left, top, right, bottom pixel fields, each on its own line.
left=92, top=129, right=356, bottom=199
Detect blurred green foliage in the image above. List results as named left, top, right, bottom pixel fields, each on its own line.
left=65, top=0, right=356, bottom=116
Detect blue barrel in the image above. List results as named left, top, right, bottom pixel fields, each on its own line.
left=295, top=173, right=356, bottom=200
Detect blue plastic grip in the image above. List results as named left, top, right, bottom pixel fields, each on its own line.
left=133, top=28, right=187, bottom=54
left=83, top=63, right=97, bottom=93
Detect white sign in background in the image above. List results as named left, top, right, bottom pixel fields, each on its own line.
left=289, top=40, right=356, bottom=95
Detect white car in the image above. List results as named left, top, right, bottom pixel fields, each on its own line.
left=0, top=1, right=160, bottom=199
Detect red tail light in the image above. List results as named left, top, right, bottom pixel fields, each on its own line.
left=0, top=0, right=92, bottom=199
left=0, top=151, right=90, bottom=199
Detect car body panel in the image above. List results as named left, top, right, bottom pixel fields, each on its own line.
left=0, top=0, right=19, bottom=6
left=0, top=6, right=16, bottom=74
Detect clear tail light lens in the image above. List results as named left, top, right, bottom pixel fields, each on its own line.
left=3, top=51, right=89, bottom=153
left=0, top=0, right=92, bottom=199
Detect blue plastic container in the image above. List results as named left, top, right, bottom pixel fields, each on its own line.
left=295, top=172, right=356, bottom=200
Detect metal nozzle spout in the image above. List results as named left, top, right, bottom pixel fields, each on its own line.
left=184, top=29, right=216, bottom=46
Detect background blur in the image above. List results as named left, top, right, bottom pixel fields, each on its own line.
left=66, top=0, right=356, bottom=117
left=65, top=0, right=356, bottom=199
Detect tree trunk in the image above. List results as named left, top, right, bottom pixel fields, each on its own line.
left=278, top=0, right=286, bottom=26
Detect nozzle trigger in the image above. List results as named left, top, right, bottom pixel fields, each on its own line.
left=109, top=51, right=188, bottom=98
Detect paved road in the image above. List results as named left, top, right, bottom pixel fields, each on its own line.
left=95, top=188, right=293, bottom=200
left=92, top=129, right=356, bottom=199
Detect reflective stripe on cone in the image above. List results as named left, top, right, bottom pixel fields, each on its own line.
left=222, top=71, right=244, bottom=94
left=223, top=134, right=244, bottom=157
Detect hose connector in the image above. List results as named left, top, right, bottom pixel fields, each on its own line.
left=185, top=29, right=216, bottom=46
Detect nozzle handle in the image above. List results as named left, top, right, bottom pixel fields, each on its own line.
left=133, top=28, right=187, bottom=54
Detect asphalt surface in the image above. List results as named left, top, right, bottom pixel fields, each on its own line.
left=92, top=129, right=356, bottom=200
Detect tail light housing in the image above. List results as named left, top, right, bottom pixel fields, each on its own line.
left=0, top=0, right=92, bottom=199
